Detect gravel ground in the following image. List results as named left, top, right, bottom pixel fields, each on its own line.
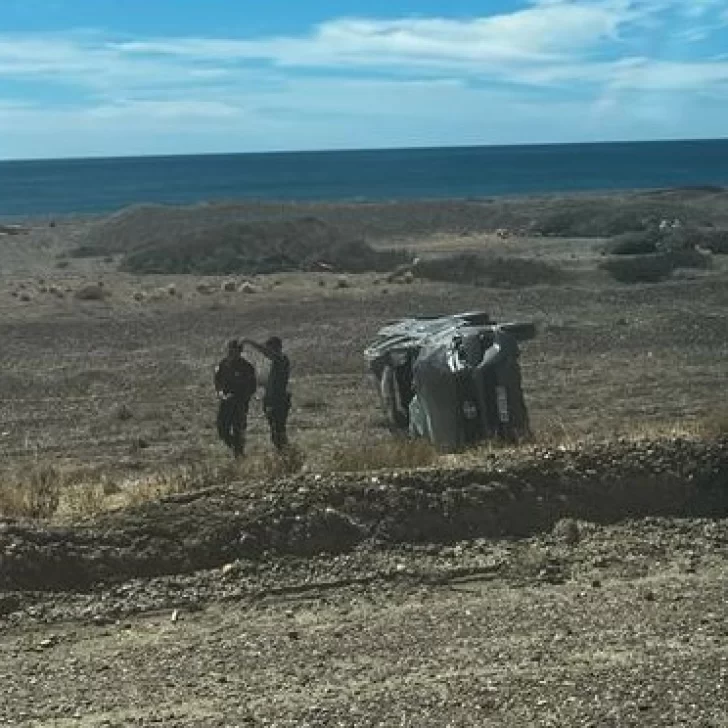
left=2, top=518, right=728, bottom=727
left=2, top=437, right=728, bottom=727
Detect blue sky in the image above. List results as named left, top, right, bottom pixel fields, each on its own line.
left=1, top=0, right=727, bottom=159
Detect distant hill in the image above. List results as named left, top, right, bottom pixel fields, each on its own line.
left=119, top=217, right=409, bottom=275
left=70, top=189, right=728, bottom=274
left=72, top=204, right=408, bottom=274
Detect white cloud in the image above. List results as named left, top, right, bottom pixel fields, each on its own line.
left=86, top=99, right=242, bottom=120
left=1, top=0, right=727, bottom=157
left=116, top=4, right=628, bottom=69
left=512, top=55, right=728, bottom=89
left=1, top=3, right=726, bottom=92
left=679, top=0, right=727, bottom=18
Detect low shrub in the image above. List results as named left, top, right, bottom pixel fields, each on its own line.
left=601, top=244, right=712, bottom=284
left=600, top=254, right=674, bottom=283
left=666, top=248, right=712, bottom=270
left=532, top=207, right=648, bottom=237
left=119, top=217, right=408, bottom=275
left=669, top=227, right=728, bottom=254
left=416, top=253, right=566, bottom=287
left=604, top=230, right=662, bottom=256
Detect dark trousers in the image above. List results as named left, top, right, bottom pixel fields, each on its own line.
left=265, top=395, right=291, bottom=451
left=217, top=397, right=249, bottom=456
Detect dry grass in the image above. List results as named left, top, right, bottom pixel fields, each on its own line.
left=120, top=448, right=305, bottom=507
left=0, top=463, right=63, bottom=519
left=0, top=448, right=309, bottom=520
left=512, top=415, right=723, bottom=451
left=1, top=410, right=726, bottom=521
left=696, top=409, right=728, bottom=438
left=326, top=438, right=439, bottom=473
left=60, top=482, right=108, bottom=518
left=0, top=463, right=119, bottom=520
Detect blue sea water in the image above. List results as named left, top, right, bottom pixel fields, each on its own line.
left=1, top=139, right=727, bottom=218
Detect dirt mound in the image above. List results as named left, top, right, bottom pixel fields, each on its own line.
left=76, top=206, right=407, bottom=274
left=1, top=437, right=726, bottom=591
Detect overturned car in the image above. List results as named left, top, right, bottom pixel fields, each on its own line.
left=364, top=312, right=536, bottom=451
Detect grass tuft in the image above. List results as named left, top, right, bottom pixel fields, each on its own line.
left=0, top=464, right=63, bottom=519
left=696, top=410, right=728, bottom=438
left=327, top=438, right=439, bottom=473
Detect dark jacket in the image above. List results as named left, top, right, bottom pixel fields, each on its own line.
left=214, top=356, right=257, bottom=401
left=264, top=353, right=290, bottom=406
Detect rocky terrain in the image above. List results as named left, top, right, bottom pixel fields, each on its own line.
left=1, top=437, right=728, bottom=726
left=1, top=192, right=727, bottom=726
left=1, top=437, right=727, bottom=593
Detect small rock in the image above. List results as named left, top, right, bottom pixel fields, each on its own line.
left=552, top=518, right=580, bottom=545
left=74, top=284, right=107, bottom=301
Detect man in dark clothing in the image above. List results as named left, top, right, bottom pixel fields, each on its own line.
left=214, top=339, right=257, bottom=457
left=242, top=336, right=291, bottom=450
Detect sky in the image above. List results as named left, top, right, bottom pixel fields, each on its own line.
left=1, top=0, right=727, bottom=159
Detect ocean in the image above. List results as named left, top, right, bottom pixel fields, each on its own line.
left=1, top=139, right=727, bottom=218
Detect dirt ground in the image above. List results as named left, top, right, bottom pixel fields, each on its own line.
left=2, top=518, right=728, bottom=727
left=1, top=196, right=728, bottom=726
left=1, top=212, right=726, bottom=477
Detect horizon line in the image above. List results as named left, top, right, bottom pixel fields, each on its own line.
left=3, top=135, right=728, bottom=165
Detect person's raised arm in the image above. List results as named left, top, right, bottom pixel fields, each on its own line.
left=242, top=339, right=274, bottom=360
